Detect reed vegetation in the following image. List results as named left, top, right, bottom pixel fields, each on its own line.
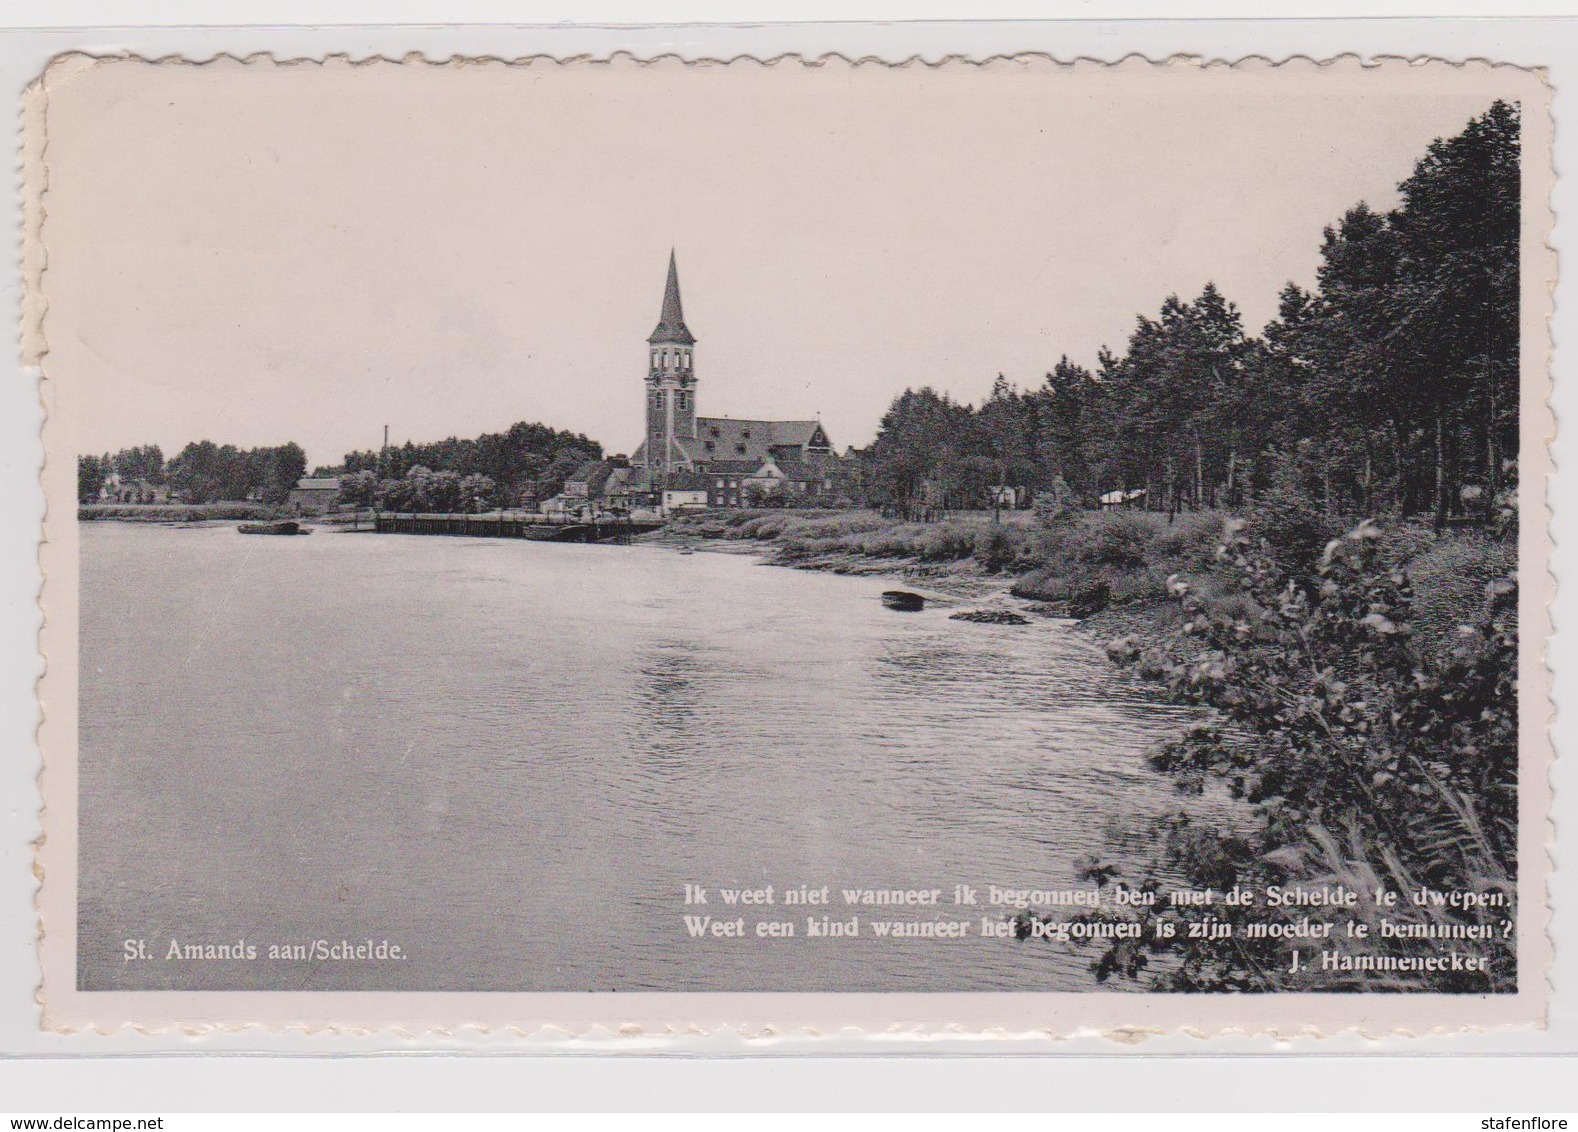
left=78, top=502, right=280, bottom=522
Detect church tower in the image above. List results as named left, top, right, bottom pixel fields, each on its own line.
left=645, top=250, right=698, bottom=481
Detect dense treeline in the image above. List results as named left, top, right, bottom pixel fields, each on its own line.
left=858, top=99, right=1526, bottom=993
left=77, top=441, right=307, bottom=505
left=167, top=441, right=309, bottom=505
left=78, top=444, right=164, bottom=502
left=864, top=101, right=1520, bottom=528
left=77, top=419, right=603, bottom=508
left=337, top=466, right=498, bottom=514
left=337, top=421, right=602, bottom=508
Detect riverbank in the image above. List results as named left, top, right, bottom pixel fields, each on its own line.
left=651, top=508, right=1204, bottom=646
left=653, top=507, right=1514, bottom=658
left=79, top=501, right=1508, bottom=659
left=79, top=503, right=281, bottom=523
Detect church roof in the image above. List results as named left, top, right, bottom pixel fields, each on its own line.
left=633, top=417, right=836, bottom=472
left=764, top=420, right=826, bottom=448
left=695, top=418, right=767, bottom=460
left=691, top=417, right=827, bottom=460
left=648, top=250, right=696, bottom=345
left=701, top=459, right=767, bottom=475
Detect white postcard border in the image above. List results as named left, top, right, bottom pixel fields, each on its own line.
left=6, top=25, right=1570, bottom=1053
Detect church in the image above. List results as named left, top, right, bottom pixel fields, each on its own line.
left=625, top=252, right=847, bottom=511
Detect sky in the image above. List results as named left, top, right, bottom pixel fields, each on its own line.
left=39, top=56, right=1523, bottom=469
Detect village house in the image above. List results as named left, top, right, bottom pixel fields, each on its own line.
left=540, top=460, right=623, bottom=518
left=988, top=485, right=1029, bottom=510
left=660, top=471, right=712, bottom=514
left=562, top=460, right=614, bottom=503
left=99, top=473, right=170, bottom=505
left=602, top=465, right=634, bottom=512
left=1099, top=488, right=1148, bottom=510
left=701, top=459, right=761, bottom=508
left=288, top=476, right=343, bottom=514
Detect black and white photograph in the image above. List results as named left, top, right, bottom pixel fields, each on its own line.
left=27, top=51, right=1552, bottom=1036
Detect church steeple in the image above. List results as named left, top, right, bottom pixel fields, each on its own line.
left=643, top=250, right=698, bottom=481
left=648, top=249, right=696, bottom=345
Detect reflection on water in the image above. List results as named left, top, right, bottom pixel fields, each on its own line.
left=79, top=522, right=1222, bottom=992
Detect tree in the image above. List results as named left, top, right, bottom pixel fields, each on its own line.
left=108, top=444, right=165, bottom=484
left=343, top=420, right=602, bottom=505
left=255, top=442, right=307, bottom=505
left=458, top=473, right=496, bottom=513
left=1391, top=99, right=1520, bottom=525
left=1097, top=284, right=1251, bottom=513
left=977, top=374, right=1038, bottom=496
left=742, top=481, right=779, bottom=509
left=1031, top=358, right=1102, bottom=505
left=1286, top=101, right=1520, bottom=523
left=864, top=387, right=978, bottom=518
left=166, top=441, right=253, bottom=503
left=163, top=440, right=305, bottom=503
left=77, top=455, right=107, bottom=503
left=423, top=471, right=463, bottom=513
left=370, top=466, right=494, bottom=514
left=338, top=469, right=379, bottom=510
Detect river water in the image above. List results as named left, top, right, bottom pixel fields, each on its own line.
left=78, top=521, right=1217, bottom=992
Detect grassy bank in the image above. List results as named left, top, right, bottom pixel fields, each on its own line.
left=659, top=508, right=1212, bottom=642
left=660, top=507, right=1513, bottom=657
left=79, top=502, right=281, bottom=523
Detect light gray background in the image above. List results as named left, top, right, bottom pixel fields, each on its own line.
left=1, top=3, right=1575, bottom=1112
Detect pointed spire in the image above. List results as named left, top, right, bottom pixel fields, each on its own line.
left=648, top=249, right=696, bottom=345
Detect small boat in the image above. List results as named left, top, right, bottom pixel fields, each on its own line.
left=237, top=520, right=308, bottom=536
left=881, top=589, right=926, bottom=612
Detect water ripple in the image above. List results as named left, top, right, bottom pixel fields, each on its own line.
left=77, top=524, right=1230, bottom=993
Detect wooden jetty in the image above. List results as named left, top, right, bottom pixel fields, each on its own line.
left=373, top=512, right=663, bottom=545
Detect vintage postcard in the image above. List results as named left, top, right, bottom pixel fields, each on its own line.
left=25, top=52, right=1554, bottom=1039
